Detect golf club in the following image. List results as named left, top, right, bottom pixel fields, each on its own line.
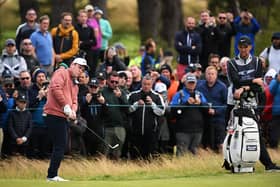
left=84, top=125, right=119, bottom=149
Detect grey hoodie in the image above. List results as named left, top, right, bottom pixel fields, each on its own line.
left=0, top=49, right=27, bottom=78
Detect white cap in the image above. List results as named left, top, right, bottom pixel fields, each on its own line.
left=154, top=82, right=167, bottom=93
left=72, top=58, right=89, bottom=69
left=265, top=68, right=277, bottom=78
left=85, top=4, right=94, bottom=11
left=95, top=9, right=103, bottom=15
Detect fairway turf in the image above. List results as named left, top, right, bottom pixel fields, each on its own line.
left=0, top=173, right=279, bottom=187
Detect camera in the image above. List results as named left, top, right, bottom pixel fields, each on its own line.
left=42, top=81, right=49, bottom=89
left=92, top=92, right=101, bottom=100
left=141, top=92, right=149, bottom=102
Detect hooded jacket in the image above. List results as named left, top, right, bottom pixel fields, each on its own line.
left=0, top=49, right=27, bottom=78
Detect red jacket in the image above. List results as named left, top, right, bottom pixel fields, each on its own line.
left=262, top=85, right=274, bottom=121
left=44, top=68, right=78, bottom=118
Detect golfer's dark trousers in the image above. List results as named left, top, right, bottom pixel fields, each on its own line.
left=259, top=133, right=274, bottom=167
left=45, top=114, right=68, bottom=178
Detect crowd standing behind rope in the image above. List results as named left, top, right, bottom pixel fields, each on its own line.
left=0, top=6, right=280, bottom=165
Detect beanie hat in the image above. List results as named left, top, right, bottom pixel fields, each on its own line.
left=32, top=68, right=46, bottom=81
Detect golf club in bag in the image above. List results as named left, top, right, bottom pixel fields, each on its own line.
left=223, top=91, right=260, bottom=173
left=84, top=125, right=119, bottom=149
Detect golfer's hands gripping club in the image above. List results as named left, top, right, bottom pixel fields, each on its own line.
left=64, top=104, right=76, bottom=120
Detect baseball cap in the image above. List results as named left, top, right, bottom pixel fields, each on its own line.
left=5, top=38, right=16, bottom=46
left=160, top=64, right=172, bottom=74
left=96, top=72, right=106, bottom=80
left=88, top=78, right=99, bottom=86
left=271, top=32, right=280, bottom=41
left=2, top=76, right=14, bottom=84
left=118, top=71, right=128, bottom=80
left=94, top=8, right=103, bottom=15
left=238, top=36, right=252, bottom=46
left=72, top=58, right=89, bottom=70
left=16, top=93, right=27, bottom=102
left=85, top=4, right=94, bottom=11
left=195, top=63, right=202, bottom=70
left=154, top=82, right=167, bottom=93
left=185, top=73, right=197, bottom=83
left=114, top=42, right=125, bottom=50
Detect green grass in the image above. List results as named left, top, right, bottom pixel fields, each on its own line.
left=0, top=173, right=279, bottom=187
left=0, top=149, right=279, bottom=187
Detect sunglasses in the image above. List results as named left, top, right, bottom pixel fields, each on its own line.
left=23, top=42, right=32, bottom=45
left=20, top=77, right=30, bottom=80
left=110, top=80, right=119, bottom=84
left=4, top=84, right=13, bottom=88
left=77, top=65, right=85, bottom=72
left=219, top=17, right=226, bottom=20
left=89, top=85, right=98, bottom=88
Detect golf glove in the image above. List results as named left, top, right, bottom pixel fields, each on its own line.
left=63, top=104, right=72, bottom=116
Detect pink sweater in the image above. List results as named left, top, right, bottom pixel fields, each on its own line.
left=44, top=68, right=78, bottom=118
left=87, top=17, right=102, bottom=50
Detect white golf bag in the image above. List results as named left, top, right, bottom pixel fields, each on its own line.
left=223, top=101, right=260, bottom=173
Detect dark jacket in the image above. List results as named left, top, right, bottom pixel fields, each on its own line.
left=21, top=54, right=40, bottom=71
left=197, top=23, right=221, bottom=70
left=197, top=80, right=228, bottom=125
left=128, top=89, right=165, bottom=135
left=80, top=92, right=107, bottom=131
left=101, top=86, right=128, bottom=128
left=227, top=55, right=262, bottom=91
left=170, top=88, right=208, bottom=133
left=216, top=22, right=235, bottom=57
left=28, top=84, right=47, bottom=127
left=174, top=29, right=202, bottom=65
left=0, top=87, right=8, bottom=128
left=97, top=55, right=127, bottom=75
left=75, top=23, right=96, bottom=51
left=8, top=109, right=32, bottom=142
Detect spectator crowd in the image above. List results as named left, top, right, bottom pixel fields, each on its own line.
left=1, top=6, right=280, bottom=163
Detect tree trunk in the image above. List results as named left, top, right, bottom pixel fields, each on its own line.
left=160, top=0, right=182, bottom=47
left=89, top=0, right=107, bottom=18
left=137, top=0, right=161, bottom=44
left=51, top=0, right=75, bottom=27
left=229, top=0, right=240, bottom=17
left=253, top=0, right=272, bottom=29
left=18, top=0, right=39, bottom=23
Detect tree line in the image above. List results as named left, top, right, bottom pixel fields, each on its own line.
left=5, top=0, right=279, bottom=47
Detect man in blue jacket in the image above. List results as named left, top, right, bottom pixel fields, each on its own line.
left=170, top=73, right=208, bottom=155
left=197, top=66, right=227, bottom=152
left=269, top=70, right=280, bottom=148
left=233, top=9, right=260, bottom=55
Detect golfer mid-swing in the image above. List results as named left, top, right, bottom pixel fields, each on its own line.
left=44, top=58, right=88, bottom=181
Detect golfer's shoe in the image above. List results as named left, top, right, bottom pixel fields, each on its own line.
left=265, top=164, right=280, bottom=172
left=47, top=176, right=69, bottom=182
